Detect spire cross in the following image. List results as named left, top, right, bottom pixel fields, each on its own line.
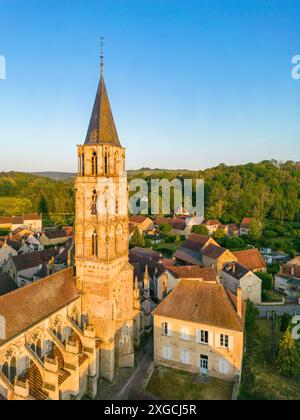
left=100, top=37, right=104, bottom=76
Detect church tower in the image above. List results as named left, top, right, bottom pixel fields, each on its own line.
left=75, top=47, right=135, bottom=382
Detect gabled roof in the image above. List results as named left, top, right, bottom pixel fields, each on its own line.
left=223, top=263, right=250, bottom=281
left=166, top=266, right=217, bottom=282
left=240, top=218, right=253, bottom=228
left=85, top=75, right=121, bottom=147
left=0, top=268, right=78, bottom=344
left=201, top=243, right=228, bottom=260
left=233, top=248, right=266, bottom=271
left=153, top=280, right=245, bottom=332
left=11, top=248, right=58, bottom=271
left=42, top=230, right=67, bottom=240
left=203, top=219, right=221, bottom=226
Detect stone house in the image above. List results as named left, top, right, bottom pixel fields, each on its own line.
left=201, top=244, right=237, bottom=273
left=153, top=280, right=245, bottom=381
left=203, top=220, right=222, bottom=235
left=40, top=230, right=69, bottom=247
left=221, top=263, right=262, bottom=304
left=274, top=259, right=300, bottom=301
left=173, top=234, right=219, bottom=266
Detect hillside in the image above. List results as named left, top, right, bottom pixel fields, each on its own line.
left=0, top=160, right=299, bottom=225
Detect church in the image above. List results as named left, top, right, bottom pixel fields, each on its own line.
left=0, top=56, right=147, bottom=400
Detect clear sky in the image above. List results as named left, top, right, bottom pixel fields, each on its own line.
left=0, top=0, right=299, bottom=172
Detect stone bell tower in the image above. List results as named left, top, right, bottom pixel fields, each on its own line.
left=75, top=47, right=135, bottom=382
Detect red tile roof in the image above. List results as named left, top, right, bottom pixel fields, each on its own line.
left=166, top=266, right=217, bottom=282
left=233, top=248, right=266, bottom=271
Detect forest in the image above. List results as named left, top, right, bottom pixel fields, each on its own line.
left=0, top=160, right=299, bottom=227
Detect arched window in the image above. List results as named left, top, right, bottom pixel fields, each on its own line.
left=92, top=230, right=98, bottom=257
left=81, top=153, right=85, bottom=176
left=2, top=362, right=9, bottom=379
left=114, top=152, right=119, bottom=176
left=104, top=151, right=109, bottom=176
left=36, top=339, right=42, bottom=359
left=57, top=324, right=62, bottom=342
left=91, top=151, right=98, bottom=175
left=9, top=357, right=17, bottom=383
left=91, top=190, right=97, bottom=215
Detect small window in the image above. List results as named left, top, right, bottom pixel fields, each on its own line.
left=163, top=346, right=172, bottom=360
left=180, top=327, right=190, bottom=341
left=181, top=350, right=190, bottom=365
left=220, top=334, right=229, bottom=349
left=196, top=329, right=209, bottom=344
left=162, top=322, right=170, bottom=337
left=91, top=152, right=98, bottom=175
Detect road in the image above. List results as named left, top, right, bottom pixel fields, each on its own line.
left=115, top=339, right=154, bottom=400
left=257, top=304, right=300, bottom=318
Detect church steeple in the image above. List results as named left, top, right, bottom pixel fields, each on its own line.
left=85, top=42, right=121, bottom=147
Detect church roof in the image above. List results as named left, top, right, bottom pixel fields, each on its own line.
left=85, top=75, right=121, bottom=147
left=0, top=267, right=79, bottom=344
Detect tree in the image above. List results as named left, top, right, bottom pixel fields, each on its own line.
left=256, top=272, right=273, bottom=291
left=129, top=226, right=145, bottom=248
left=249, top=218, right=262, bottom=241
left=213, top=228, right=226, bottom=241
left=39, top=195, right=48, bottom=215
left=159, top=223, right=172, bottom=235
left=245, top=299, right=259, bottom=334
left=191, top=224, right=209, bottom=236
left=276, top=328, right=300, bottom=377
left=280, top=313, right=291, bottom=333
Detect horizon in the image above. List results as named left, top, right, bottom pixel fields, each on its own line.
left=0, top=0, right=299, bottom=172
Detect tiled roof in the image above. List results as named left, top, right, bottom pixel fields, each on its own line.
left=0, top=273, right=18, bottom=296
left=23, top=214, right=41, bottom=221
left=166, top=266, right=217, bottom=282
left=43, top=230, right=67, bottom=240
left=202, top=243, right=227, bottom=260
left=153, top=280, right=245, bottom=332
left=203, top=219, right=221, bottom=226
left=233, top=248, right=266, bottom=271
left=240, top=218, right=253, bottom=228
left=129, top=215, right=149, bottom=224
left=0, top=267, right=78, bottom=344
left=12, top=248, right=58, bottom=271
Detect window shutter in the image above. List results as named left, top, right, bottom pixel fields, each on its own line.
left=215, top=333, right=220, bottom=347
left=168, top=323, right=172, bottom=337
left=196, top=329, right=201, bottom=343
left=229, top=336, right=234, bottom=351
left=208, top=331, right=214, bottom=347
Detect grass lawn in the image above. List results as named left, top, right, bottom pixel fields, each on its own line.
left=147, top=367, right=233, bottom=400
left=262, top=290, right=284, bottom=303
left=239, top=320, right=300, bottom=400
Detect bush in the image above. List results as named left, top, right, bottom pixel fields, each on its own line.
left=256, top=272, right=273, bottom=291
left=191, top=225, right=209, bottom=236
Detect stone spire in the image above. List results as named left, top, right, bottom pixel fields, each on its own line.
left=133, top=277, right=141, bottom=311
left=85, top=43, right=121, bottom=147
left=144, top=265, right=150, bottom=291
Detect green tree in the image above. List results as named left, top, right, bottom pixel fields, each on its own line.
left=213, top=228, right=226, bottom=241
left=129, top=226, right=145, bottom=248
left=249, top=218, right=262, bottom=241
left=39, top=195, right=49, bottom=215
left=280, top=313, right=291, bottom=334
left=159, top=223, right=172, bottom=235
left=191, top=224, right=209, bottom=236
left=245, top=299, right=259, bottom=334
left=276, top=328, right=300, bottom=377
left=256, top=272, right=273, bottom=291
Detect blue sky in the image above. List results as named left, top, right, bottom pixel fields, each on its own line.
left=0, top=0, right=299, bottom=172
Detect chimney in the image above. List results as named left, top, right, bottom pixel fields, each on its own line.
left=280, top=264, right=283, bottom=275
left=291, top=265, right=295, bottom=276
left=237, top=288, right=242, bottom=318
left=232, top=263, right=236, bottom=274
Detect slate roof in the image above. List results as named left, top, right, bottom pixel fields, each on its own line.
left=11, top=248, right=58, bottom=271
left=0, top=273, right=18, bottom=296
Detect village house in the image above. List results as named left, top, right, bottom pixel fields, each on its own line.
left=0, top=241, right=18, bottom=274
left=156, top=265, right=217, bottom=301
left=0, top=214, right=42, bottom=233
left=40, top=230, right=69, bottom=247
left=203, top=220, right=222, bottom=235
left=129, top=216, right=154, bottom=234
left=221, top=262, right=262, bottom=304
left=232, top=249, right=267, bottom=273
left=173, top=234, right=219, bottom=266
left=239, top=218, right=253, bottom=236
left=5, top=248, right=59, bottom=287
left=274, top=257, right=300, bottom=301
left=201, top=244, right=237, bottom=273
left=153, top=280, right=245, bottom=381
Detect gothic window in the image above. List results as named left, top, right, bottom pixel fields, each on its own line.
left=81, top=153, right=85, bottom=176
left=114, top=152, right=119, bottom=176
left=91, top=190, right=97, bottom=215
left=92, top=230, right=98, bottom=257
left=91, top=151, right=98, bottom=175
left=36, top=339, right=42, bottom=359
left=9, top=357, right=16, bottom=383
left=2, top=362, right=9, bottom=379
left=104, top=151, right=109, bottom=176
